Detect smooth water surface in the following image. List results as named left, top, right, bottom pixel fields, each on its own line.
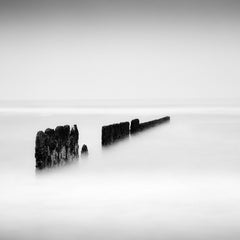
left=0, top=110, right=240, bottom=240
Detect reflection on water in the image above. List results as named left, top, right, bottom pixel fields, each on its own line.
left=0, top=110, right=240, bottom=240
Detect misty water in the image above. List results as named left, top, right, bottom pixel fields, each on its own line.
left=1, top=109, right=240, bottom=240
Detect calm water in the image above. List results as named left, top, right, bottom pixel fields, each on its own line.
left=0, top=109, right=240, bottom=240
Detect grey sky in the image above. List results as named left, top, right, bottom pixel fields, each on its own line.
left=0, top=0, right=240, bottom=102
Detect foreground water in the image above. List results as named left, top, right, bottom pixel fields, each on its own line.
left=0, top=109, right=240, bottom=240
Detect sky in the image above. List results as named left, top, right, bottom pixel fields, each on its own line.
left=0, top=0, right=240, bottom=102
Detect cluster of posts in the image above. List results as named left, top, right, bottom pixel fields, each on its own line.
left=35, top=125, right=87, bottom=170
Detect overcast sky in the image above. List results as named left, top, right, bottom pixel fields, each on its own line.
left=0, top=0, right=240, bottom=102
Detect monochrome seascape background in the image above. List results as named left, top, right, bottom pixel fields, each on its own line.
left=1, top=0, right=240, bottom=239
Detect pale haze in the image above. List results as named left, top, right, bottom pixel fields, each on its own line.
left=0, top=0, right=240, bottom=101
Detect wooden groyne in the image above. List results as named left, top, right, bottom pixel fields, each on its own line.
left=102, top=116, right=170, bottom=146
